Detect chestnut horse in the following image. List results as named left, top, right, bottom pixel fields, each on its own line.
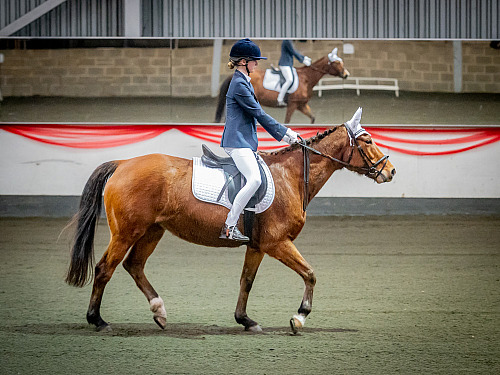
left=65, top=109, right=395, bottom=334
left=214, top=48, right=350, bottom=124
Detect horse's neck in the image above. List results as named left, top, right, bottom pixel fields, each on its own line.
left=305, top=128, right=350, bottom=199
left=265, top=128, right=349, bottom=206
left=304, top=58, right=329, bottom=87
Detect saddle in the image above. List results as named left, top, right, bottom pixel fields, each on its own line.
left=269, top=65, right=287, bottom=87
left=262, top=66, right=298, bottom=95
left=200, top=144, right=268, bottom=210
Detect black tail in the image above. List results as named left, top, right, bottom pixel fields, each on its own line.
left=214, top=76, right=232, bottom=122
left=65, top=161, right=118, bottom=287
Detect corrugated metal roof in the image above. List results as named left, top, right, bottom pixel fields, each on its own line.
left=1, top=0, right=498, bottom=39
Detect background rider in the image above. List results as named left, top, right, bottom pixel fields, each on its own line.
left=277, top=40, right=312, bottom=107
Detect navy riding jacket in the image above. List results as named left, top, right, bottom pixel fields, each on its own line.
left=220, top=70, right=287, bottom=151
left=278, top=40, right=305, bottom=67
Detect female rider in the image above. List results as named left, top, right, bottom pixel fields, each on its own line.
left=277, top=40, right=311, bottom=107
left=220, top=38, right=299, bottom=242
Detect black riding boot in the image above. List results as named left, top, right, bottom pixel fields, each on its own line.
left=219, top=224, right=249, bottom=243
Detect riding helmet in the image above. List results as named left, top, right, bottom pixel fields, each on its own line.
left=230, top=38, right=267, bottom=60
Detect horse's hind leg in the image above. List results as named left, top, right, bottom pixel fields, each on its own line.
left=122, top=224, right=167, bottom=329
left=87, top=236, right=134, bottom=331
left=298, top=103, right=315, bottom=124
left=266, top=240, right=316, bottom=334
left=235, top=247, right=265, bottom=332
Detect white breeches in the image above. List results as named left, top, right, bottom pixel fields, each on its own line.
left=277, top=65, right=293, bottom=102
left=224, top=147, right=262, bottom=227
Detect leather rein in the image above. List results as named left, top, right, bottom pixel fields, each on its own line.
left=298, top=125, right=389, bottom=211
left=308, top=59, right=342, bottom=76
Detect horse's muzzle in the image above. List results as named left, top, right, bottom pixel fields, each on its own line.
left=342, top=69, right=350, bottom=79
left=376, top=167, right=396, bottom=183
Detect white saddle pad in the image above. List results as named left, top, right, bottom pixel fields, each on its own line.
left=263, top=67, right=299, bottom=94
left=192, top=156, right=275, bottom=214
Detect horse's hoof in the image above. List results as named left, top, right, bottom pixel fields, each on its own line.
left=154, top=316, right=166, bottom=330
left=96, top=324, right=112, bottom=332
left=246, top=324, right=263, bottom=333
left=289, top=314, right=305, bottom=334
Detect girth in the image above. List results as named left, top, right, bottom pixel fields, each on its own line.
left=200, top=144, right=268, bottom=210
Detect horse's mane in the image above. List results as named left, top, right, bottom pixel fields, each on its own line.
left=266, top=126, right=341, bottom=156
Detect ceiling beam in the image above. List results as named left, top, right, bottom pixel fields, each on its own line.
left=0, top=0, right=68, bottom=36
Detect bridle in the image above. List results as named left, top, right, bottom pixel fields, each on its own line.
left=298, top=125, right=389, bottom=211
left=309, top=59, right=344, bottom=76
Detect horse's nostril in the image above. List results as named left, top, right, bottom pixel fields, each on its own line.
left=391, top=169, right=396, bottom=176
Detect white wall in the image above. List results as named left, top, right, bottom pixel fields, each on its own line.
left=1, top=126, right=499, bottom=198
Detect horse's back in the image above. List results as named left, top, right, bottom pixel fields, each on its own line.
left=104, top=154, right=192, bottom=217
left=109, top=153, right=188, bottom=183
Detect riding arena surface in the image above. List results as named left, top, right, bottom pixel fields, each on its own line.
left=1, top=92, right=499, bottom=374
left=0, top=216, right=499, bottom=374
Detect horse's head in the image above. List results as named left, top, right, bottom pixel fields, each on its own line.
left=343, top=108, right=395, bottom=183
left=326, top=48, right=350, bottom=79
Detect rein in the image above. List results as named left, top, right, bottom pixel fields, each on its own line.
left=308, top=64, right=333, bottom=75
left=297, top=126, right=389, bottom=211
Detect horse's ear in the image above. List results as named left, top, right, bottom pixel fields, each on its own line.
left=328, top=48, right=342, bottom=62
left=345, top=107, right=370, bottom=138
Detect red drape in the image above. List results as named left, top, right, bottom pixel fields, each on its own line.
left=1, top=124, right=499, bottom=156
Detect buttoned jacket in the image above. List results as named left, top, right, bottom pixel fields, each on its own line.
left=221, top=70, right=287, bottom=151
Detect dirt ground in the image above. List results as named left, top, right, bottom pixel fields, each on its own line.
left=1, top=90, right=500, bottom=125
left=0, top=215, right=498, bottom=374
left=1, top=90, right=499, bottom=373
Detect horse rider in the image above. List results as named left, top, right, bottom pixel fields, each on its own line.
left=277, top=40, right=312, bottom=107
left=220, top=38, right=300, bottom=242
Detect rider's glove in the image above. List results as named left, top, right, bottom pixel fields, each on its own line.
left=283, top=128, right=299, bottom=145
left=303, top=56, right=312, bottom=66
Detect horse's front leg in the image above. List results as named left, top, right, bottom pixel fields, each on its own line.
left=267, top=240, right=316, bottom=334
left=284, top=102, right=297, bottom=123
left=235, top=246, right=265, bottom=332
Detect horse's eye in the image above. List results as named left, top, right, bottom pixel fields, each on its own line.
left=365, top=140, right=372, bottom=145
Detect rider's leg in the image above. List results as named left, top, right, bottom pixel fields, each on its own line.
left=277, top=66, right=293, bottom=106
left=222, top=147, right=261, bottom=241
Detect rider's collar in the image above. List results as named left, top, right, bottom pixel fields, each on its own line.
left=236, top=69, right=252, bottom=82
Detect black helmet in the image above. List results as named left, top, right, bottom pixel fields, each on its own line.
left=230, top=38, right=267, bottom=60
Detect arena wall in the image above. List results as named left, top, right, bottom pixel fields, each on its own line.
left=1, top=125, right=499, bottom=217
left=1, top=40, right=499, bottom=98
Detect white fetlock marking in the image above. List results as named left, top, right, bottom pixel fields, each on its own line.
left=293, top=314, right=306, bottom=328
left=149, top=297, right=167, bottom=319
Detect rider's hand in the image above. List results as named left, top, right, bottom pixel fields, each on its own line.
left=283, top=128, right=299, bottom=145
left=303, top=56, right=312, bottom=66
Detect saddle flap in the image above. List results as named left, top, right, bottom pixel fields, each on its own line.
left=192, top=157, right=275, bottom=215
left=198, top=145, right=269, bottom=209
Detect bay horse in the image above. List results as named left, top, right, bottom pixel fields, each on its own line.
left=65, top=109, right=395, bottom=334
left=214, top=48, right=350, bottom=124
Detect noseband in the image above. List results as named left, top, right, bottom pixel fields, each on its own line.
left=298, top=126, right=389, bottom=211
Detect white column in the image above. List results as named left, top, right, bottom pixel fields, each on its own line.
left=124, top=0, right=141, bottom=37
left=453, top=40, right=462, bottom=93
left=211, top=39, right=223, bottom=98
